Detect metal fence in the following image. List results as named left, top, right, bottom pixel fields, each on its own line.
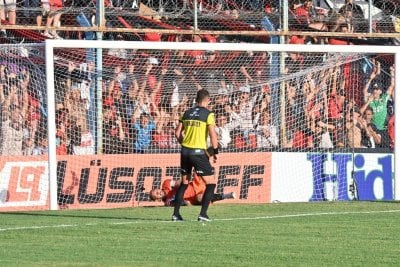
left=0, top=0, right=399, bottom=43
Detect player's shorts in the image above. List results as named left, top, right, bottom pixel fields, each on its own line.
left=0, top=0, right=17, bottom=11
left=180, top=147, right=214, bottom=177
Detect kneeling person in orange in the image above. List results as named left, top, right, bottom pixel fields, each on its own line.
left=150, top=174, right=235, bottom=206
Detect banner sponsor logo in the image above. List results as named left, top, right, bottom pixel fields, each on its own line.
left=57, top=153, right=271, bottom=209
left=308, top=153, right=393, bottom=201
left=0, top=160, right=48, bottom=208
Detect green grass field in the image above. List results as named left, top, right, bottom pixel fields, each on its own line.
left=1, top=202, right=399, bottom=266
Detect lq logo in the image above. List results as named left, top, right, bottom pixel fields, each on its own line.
left=0, top=161, right=48, bottom=207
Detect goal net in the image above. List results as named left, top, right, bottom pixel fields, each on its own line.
left=0, top=40, right=399, bottom=211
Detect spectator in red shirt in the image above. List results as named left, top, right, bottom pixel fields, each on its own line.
left=295, top=0, right=313, bottom=25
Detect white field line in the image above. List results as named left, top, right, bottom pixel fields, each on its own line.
left=0, top=209, right=399, bottom=232
left=213, top=209, right=400, bottom=221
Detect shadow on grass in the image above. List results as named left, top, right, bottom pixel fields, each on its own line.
left=3, top=206, right=170, bottom=222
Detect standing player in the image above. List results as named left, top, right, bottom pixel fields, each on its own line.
left=173, top=89, right=219, bottom=222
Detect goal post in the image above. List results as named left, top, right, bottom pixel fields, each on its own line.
left=0, top=40, right=398, bottom=212
left=43, top=40, right=399, bottom=209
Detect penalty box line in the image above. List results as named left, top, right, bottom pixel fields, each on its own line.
left=1, top=209, right=399, bottom=232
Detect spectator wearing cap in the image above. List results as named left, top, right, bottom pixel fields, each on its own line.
left=362, top=64, right=395, bottom=131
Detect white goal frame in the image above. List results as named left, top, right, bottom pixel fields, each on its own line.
left=45, top=40, right=400, bottom=210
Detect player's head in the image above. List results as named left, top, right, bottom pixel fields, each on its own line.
left=372, top=83, right=382, bottom=98
left=149, top=188, right=166, bottom=201
left=139, top=112, right=151, bottom=126
left=196, top=89, right=210, bottom=105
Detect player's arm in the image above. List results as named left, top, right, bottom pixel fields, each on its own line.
left=175, top=121, right=184, bottom=144
left=386, top=65, right=395, bottom=98
left=208, top=124, right=219, bottom=162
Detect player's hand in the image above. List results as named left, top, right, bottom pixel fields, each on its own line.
left=206, top=147, right=218, bottom=163
left=212, top=154, right=217, bottom=163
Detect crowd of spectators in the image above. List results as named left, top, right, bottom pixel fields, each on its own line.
left=0, top=0, right=397, bottom=42
left=0, top=0, right=397, bottom=156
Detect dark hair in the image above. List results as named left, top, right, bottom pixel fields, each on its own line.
left=365, top=106, right=373, bottom=114
left=196, top=89, right=210, bottom=103
left=140, top=112, right=150, bottom=118
left=149, top=190, right=157, bottom=201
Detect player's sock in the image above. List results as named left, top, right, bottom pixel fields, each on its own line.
left=211, top=193, right=223, bottom=203
left=223, top=192, right=236, bottom=199
left=173, top=183, right=188, bottom=216
left=199, top=184, right=216, bottom=217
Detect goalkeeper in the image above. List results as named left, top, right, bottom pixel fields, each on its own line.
left=149, top=173, right=236, bottom=206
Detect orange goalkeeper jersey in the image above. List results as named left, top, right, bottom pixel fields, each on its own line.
left=162, top=174, right=206, bottom=205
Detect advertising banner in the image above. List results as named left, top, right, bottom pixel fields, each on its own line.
left=271, top=153, right=394, bottom=202
left=1, top=152, right=393, bottom=212
left=0, top=152, right=271, bottom=211
left=0, top=156, right=49, bottom=211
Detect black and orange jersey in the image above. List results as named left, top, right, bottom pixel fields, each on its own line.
left=162, top=174, right=206, bottom=206
left=180, top=106, right=215, bottom=150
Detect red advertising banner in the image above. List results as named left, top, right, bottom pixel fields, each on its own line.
left=0, top=152, right=271, bottom=212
